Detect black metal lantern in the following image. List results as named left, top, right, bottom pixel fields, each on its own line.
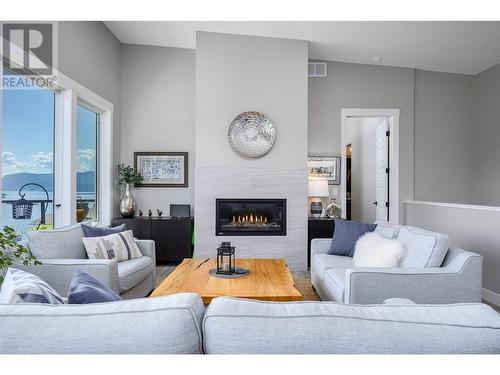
left=10, top=183, right=51, bottom=229
left=12, top=195, right=33, bottom=219
left=216, top=241, right=235, bottom=275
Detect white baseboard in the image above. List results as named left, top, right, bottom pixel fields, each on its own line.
left=482, top=288, right=500, bottom=307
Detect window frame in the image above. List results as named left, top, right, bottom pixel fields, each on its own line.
left=1, top=64, right=114, bottom=228
left=54, top=73, right=113, bottom=227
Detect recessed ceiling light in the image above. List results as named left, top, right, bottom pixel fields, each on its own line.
left=372, top=57, right=383, bottom=62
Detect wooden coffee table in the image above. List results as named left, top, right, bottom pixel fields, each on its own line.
left=151, top=258, right=303, bottom=304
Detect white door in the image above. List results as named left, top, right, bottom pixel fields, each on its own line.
left=375, top=118, right=389, bottom=221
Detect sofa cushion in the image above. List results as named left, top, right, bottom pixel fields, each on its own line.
left=0, top=268, right=64, bottom=304
left=27, top=224, right=86, bottom=259
left=117, top=256, right=155, bottom=293
left=398, top=226, right=450, bottom=268
left=68, top=270, right=122, bottom=304
left=329, top=218, right=377, bottom=257
left=323, top=268, right=346, bottom=302
left=312, top=253, right=354, bottom=281
left=203, top=298, right=500, bottom=354
left=82, top=230, right=142, bottom=262
left=0, top=293, right=205, bottom=354
left=81, top=223, right=127, bottom=237
left=374, top=220, right=400, bottom=239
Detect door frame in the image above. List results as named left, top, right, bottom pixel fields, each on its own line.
left=340, top=108, right=400, bottom=224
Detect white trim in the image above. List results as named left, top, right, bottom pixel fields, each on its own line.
left=54, top=89, right=77, bottom=227
left=405, top=199, right=500, bottom=213
left=483, top=288, right=500, bottom=308
left=341, top=108, right=400, bottom=224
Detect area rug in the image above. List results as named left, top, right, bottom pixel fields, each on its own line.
left=155, top=266, right=320, bottom=301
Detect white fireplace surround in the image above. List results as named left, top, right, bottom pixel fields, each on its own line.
left=194, top=167, right=308, bottom=271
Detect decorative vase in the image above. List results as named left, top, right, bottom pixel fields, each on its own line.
left=120, top=183, right=136, bottom=218
left=310, top=199, right=323, bottom=218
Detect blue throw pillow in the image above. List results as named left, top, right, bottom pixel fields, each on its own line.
left=328, top=218, right=377, bottom=257
left=81, top=223, right=127, bottom=237
left=68, top=270, right=121, bottom=304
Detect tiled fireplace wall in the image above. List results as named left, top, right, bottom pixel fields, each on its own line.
left=194, top=32, right=309, bottom=271
left=195, top=167, right=308, bottom=270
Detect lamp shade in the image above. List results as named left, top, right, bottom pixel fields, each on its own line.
left=308, top=179, right=329, bottom=198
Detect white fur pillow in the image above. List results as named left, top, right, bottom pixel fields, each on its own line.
left=353, top=232, right=405, bottom=267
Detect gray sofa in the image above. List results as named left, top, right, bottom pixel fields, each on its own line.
left=17, top=224, right=156, bottom=299
left=1, top=295, right=499, bottom=354
left=311, top=223, right=483, bottom=304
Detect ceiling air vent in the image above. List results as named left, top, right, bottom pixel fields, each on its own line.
left=308, top=62, right=327, bottom=77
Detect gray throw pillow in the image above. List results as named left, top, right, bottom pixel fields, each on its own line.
left=328, top=218, right=377, bottom=257
left=68, top=270, right=121, bottom=304
left=81, top=223, right=127, bottom=237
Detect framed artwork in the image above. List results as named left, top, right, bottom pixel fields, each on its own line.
left=134, top=152, right=188, bottom=187
left=308, top=156, right=341, bottom=185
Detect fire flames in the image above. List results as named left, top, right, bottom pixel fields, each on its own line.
left=231, top=214, right=268, bottom=225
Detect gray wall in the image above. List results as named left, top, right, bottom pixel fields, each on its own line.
left=414, top=70, right=474, bottom=203
left=58, top=21, right=122, bottom=217
left=194, top=32, right=309, bottom=270
left=472, top=62, right=500, bottom=206
left=308, top=61, right=415, bottom=221
left=120, top=45, right=195, bottom=215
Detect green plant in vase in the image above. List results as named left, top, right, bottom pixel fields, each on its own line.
left=117, top=164, right=143, bottom=218
left=0, top=226, right=42, bottom=284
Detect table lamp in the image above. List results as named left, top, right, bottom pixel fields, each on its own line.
left=308, top=179, right=330, bottom=218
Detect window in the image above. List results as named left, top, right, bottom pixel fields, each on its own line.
left=1, top=67, right=113, bottom=232
left=76, top=105, right=99, bottom=222
left=1, top=69, right=55, bottom=236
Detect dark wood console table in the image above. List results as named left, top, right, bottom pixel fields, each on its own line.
left=112, top=217, right=193, bottom=264
left=308, top=217, right=335, bottom=268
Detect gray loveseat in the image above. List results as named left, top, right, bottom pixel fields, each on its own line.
left=311, top=222, right=483, bottom=304
left=1, top=294, right=499, bottom=354
left=17, top=224, right=156, bottom=299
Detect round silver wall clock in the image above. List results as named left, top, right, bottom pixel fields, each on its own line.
left=228, top=111, right=276, bottom=158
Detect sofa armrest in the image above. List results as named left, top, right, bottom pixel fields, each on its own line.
left=344, top=254, right=483, bottom=304
left=14, top=259, right=119, bottom=297
left=311, top=238, right=332, bottom=255
left=136, top=239, right=156, bottom=263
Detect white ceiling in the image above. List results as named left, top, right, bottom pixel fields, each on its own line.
left=104, top=21, right=500, bottom=75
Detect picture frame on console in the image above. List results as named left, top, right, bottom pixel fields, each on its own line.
left=308, top=156, right=340, bottom=185
left=134, top=152, right=188, bottom=187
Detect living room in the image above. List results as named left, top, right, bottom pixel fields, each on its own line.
left=1, top=0, right=500, bottom=372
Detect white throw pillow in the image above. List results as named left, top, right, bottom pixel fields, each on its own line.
left=353, top=232, right=406, bottom=268
left=82, top=230, right=142, bottom=262
left=0, top=268, right=64, bottom=304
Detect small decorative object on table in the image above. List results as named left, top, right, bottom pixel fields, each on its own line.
left=209, top=242, right=249, bottom=279
left=216, top=242, right=235, bottom=275
left=118, top=164, right=143, bottom=218
left=157, top=209, right=163, bottom=217
left=138, top=210, right=143, bottom=217
left=148, top=209, right=152, bottom=217
left=325, top=197, right=341, bottom=218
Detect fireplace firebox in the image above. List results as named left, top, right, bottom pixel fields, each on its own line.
left=216, top=199, right=286, bottom=236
